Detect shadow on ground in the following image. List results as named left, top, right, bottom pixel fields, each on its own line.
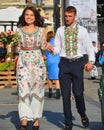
left=0, top=111, right=19, bottom=130
left=0, top=110, right=103, bottom=130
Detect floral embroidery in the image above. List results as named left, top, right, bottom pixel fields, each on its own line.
left=64, top=24, right=78, bottom=57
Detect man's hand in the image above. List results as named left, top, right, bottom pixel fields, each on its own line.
left=45, top=43, right=54, bottom=54
left=84, top=62, right=94, bottom=72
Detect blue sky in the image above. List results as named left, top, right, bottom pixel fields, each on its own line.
left=32, top=0, right=36, bottom=3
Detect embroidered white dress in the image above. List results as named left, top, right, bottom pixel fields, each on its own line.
left=16, top=27, right=46, bottom=121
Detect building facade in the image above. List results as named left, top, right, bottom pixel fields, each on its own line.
left=0, top=0, right=25, bottom=9
left=0, top=0, right=55, bottom=33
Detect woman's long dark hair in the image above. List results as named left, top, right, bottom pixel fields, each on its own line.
left=17, top=6, right=44, bottom=27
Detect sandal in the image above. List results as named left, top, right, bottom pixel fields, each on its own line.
left=33, top=126, right=39, bottom=130
left=20, top=125, right=27, bottom=130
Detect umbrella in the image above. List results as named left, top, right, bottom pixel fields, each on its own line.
left=0, top=7, right=22, bottom=21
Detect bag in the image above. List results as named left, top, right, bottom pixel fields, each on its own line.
left=90, top=65, right=98, bottom=77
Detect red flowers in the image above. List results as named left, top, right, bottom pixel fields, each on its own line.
left=0, top=30, right=18, bottom=46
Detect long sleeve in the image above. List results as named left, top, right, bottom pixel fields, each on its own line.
left=82, top=28, right=95, bottom=62
left=40, top=28, right=47, bottom=50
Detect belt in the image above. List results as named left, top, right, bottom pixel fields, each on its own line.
left=21, top=46, right=41, bottom=50
left=61, top=57, right=83, bottom=62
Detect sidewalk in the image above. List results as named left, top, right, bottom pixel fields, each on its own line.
left=0, top=68, right=103, bottom=130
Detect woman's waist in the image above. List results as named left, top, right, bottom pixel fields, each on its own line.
left=20, top=45, right=41, bottom=50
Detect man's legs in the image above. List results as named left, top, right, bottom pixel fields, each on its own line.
left=72, top=60, right=89, bottom=127
left=59, top=59, right=73, bottom=128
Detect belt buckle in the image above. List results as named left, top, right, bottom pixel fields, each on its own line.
left=69, top=59, right=73, bottom=62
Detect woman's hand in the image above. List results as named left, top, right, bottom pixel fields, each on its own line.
left=45, top=43, right=54, bottom=54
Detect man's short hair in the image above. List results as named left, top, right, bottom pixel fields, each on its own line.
left=65, top=6, right=77, bottom=14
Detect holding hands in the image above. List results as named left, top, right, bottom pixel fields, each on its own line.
left=45, top=43, right=54, bottom=54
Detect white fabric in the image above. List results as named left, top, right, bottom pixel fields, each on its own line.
left=90, top=65, right=98, bottom=77
left=54, top=24, right=95, bottom=62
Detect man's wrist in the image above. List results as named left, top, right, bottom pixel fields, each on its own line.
left=89, top=61, right=94, bottom=64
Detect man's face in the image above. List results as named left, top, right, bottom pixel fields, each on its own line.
left=65, top=11, right=76, bottom=26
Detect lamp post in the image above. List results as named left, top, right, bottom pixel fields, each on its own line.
left=53, top=0, right=60, bottom=32
left=36, top=0, right=42, bottom=12
left=36, top=0, right=42, bottom=7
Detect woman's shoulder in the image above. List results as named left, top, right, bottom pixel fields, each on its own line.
left=16, top=27, right=22, bottom=33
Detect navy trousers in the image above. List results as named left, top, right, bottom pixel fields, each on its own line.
left=59, top=58, right=86, bottom=127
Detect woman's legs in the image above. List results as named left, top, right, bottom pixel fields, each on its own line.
left=33, top=119, right=39, bottom=126
left=20, top=119, right=28, bottom=130
left=33, top=119, right=39, bottom=130
left=55, top=80, right=61, bottom=99
left=48, top=79, right=53, bottom=98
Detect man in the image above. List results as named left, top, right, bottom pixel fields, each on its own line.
left=46, top=6, right=95, bottom=130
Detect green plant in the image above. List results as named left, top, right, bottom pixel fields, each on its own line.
left=0, top=30, right=18, bottom=46
left=7, top=52, right=13, bottom=58
left=0, top=61, right=14, bottom=71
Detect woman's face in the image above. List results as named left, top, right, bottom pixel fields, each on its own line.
left=24, top=9, right=35, bottom=25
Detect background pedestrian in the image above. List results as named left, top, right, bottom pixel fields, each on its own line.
left=45, top=31, right=60, bottom=99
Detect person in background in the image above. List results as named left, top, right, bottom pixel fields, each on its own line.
left=45, top=31, right=60, bottom=99
left=0, top=41, right=7, bottom=63
left=46, top=6, right=95, bottom=130
left=90, top=41, right=98, bottom=79
left=98, top=41, right=101, bottom=51
left=25, top=0, right=37, bottom=8
left=98, top=42, right=104, bottom=74
left=16, top=6, right=47, bottom=130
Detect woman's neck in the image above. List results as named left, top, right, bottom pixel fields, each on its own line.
left=23, top=25, right=38, bottom=33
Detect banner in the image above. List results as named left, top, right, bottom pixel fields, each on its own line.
left=69, top=0, right=98, bottom=43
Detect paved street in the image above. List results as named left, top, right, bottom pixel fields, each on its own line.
left=0, top=67, right=104, bottom=130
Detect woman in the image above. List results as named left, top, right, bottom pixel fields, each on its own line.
left=45, top=31, right=60, bottom=99
left=16, top=6, right=47, bottom=130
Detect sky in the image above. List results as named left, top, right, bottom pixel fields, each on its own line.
left=32, top=0, right=36, bottom=3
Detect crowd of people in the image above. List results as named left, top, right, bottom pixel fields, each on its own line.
left=0, top=4, right=104, bottom=130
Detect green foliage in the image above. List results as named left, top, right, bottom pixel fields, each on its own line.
left=0, top=61, right=14, bottom=71
left=0, top=30, right=18, bottom=46
left=7, top=52, right=13, bottom=58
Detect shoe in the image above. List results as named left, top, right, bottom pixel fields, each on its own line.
left=20, top=125, right=27, bottom=130
left=48, top=88, right=52, bottom=98
left=56, top=89, right=60, bottom=99
left=33, top=126, right=39, bottom=130
left=81, top=115, right=89, bottom=127
left=91, top=77, right=96, bottom=80
left=64, top=125, right=72, bottom=130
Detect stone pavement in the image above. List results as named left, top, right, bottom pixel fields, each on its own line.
left=0, top=67, right=104, bottom=130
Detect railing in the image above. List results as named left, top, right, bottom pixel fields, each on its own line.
left=0, top=21, right=17, bottom=31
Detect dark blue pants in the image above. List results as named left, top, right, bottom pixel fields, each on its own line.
left=59, top=58, right=86, bottom=127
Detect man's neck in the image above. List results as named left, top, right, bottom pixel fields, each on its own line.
left=66, top=22, right=77, bottom=28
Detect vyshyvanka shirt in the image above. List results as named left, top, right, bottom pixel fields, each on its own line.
left=54, top=24, right=95, bottom=63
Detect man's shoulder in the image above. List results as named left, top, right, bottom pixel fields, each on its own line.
left=56, top=26, right=65, bottom=32
left=58, top=26, right=64, bottom=29
left=78, top=24, right=88, bottom=34
left=78, top=24, right=87, bottom=30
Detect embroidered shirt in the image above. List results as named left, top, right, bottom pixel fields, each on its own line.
left=54, top=24, right=95, bottom=62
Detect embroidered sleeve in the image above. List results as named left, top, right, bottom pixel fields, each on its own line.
left=40, top=28, right=47, bottom=50
left=15, top=28, right=21, bottom=51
